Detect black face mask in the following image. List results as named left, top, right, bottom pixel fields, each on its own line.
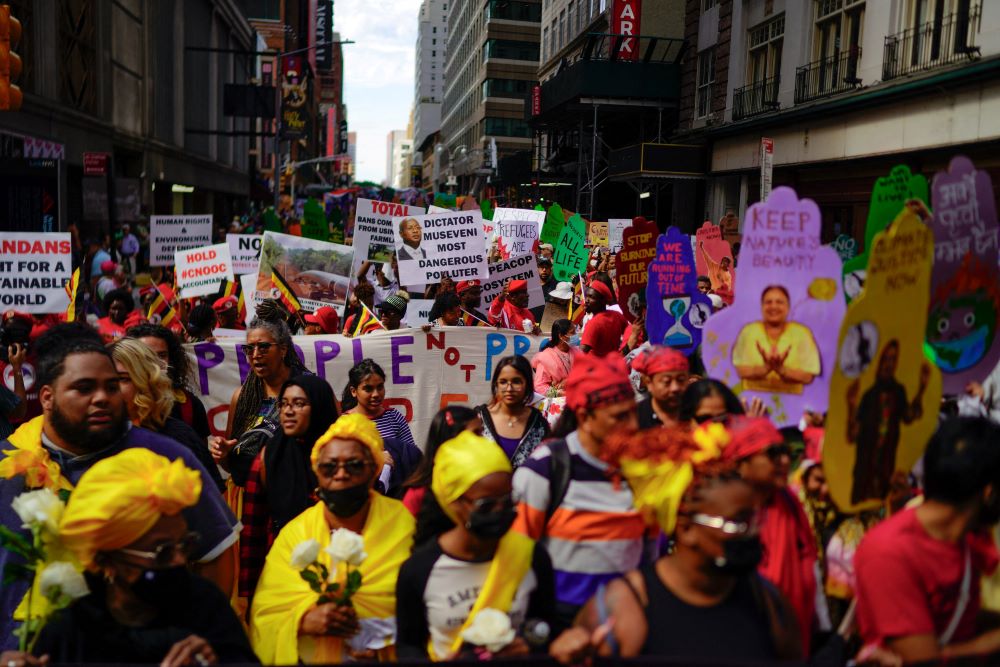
left=130, top=565, right=192, bottom=609
left=712, top=536, right=763, bottom=575
left=318, top=483, right=370, bottom=518
left=465, top=507, right=517, bottom=539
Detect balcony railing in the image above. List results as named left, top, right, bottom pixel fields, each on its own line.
left=732, top=75, right=781, bottom=121
left=794, top=47, right=862, bottom=104
left=883, top=8, right=982, bottom=81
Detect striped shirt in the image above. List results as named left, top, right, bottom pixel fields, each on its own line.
left=511, top=431, right=648, bottom=607
left=373, top=408, right=417, bottom=450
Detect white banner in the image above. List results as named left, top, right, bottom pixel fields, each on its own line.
left=150, top=215, right=213, bottom=267
left=0, top=233, right=72, bottom=313
left=175, top=243, right=235, bottom=299
left=227, top=234, right=262, bottom=275
left=393, top=210, right=489, bottom=285
left=186, top=328, right=543, bottom=449
left=481, top=254, right=544, bottom=310
left=608, top=219, right=631, bottom=253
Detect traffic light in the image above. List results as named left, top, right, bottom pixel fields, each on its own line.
left=0, top=4, right=23, bottom=111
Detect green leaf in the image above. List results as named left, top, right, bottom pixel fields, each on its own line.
left=58, top=489, right=71, bottom=503
left=317, top=562, right=330, bottom=580
left=0, top=525, right=34, bottom=554
left=2, top=562, right=34, bottom=585
left=300, top=569, right=319, bottom=584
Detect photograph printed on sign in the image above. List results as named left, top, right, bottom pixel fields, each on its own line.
left=645, top=227, right=713, bottom=355
left=824, top=209, right=942, bottom=513
left=702, top=187, right=846, bottom=427
left=926, top=156, right=1000, bottom=392
left=392, top=210, right=489, bottom=286
left=352, top=198, right=426, bottom=271
left=255, top=231, right=355, bottom=314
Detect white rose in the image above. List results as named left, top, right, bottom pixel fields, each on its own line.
left=461, top=608, right=516, bottom=652
left=290, top=539, right=321, bottom=571
left=325, top=528, right=367, bottom=566
left=38, top=561, right=90, bottom=601
left=521, top=318, right=533, bottom=333
left=11, top=488, right=64, bottom=534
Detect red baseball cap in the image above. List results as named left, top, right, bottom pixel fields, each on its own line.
left=456, top=279, right=481, bottom=294
left=589, top=280, right=615, bottom=302
left=508, top=279, right=528, bottom=293
left=100, top=260, right=117, bottom=274
left=212, top=296, right=238, bottom=313
left=304, top=306, right=341, bottom=334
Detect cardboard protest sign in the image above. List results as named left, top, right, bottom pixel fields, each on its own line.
left=407, top=299, right=435, bottom=326
left=540, top=203, right=565, bottom=247
left=646, top=227, right=712, bottom=355
left=227, top=234, right=262, bottom=275
left=588, top=222, right=609, bottom=247
left=393, top=210, right=489, bottom=285
left=553, top=213, right=588, bottom=283
left=188, top=327, right=544, bottom=448
left=150, top=215, right=212, bottom=267
left=830, top=234, right=858, bottom=262
left=825, top=209, right=942, bottom=513
left=175, top=243, right=235, bottom=299
left=301, top=198, right=328, bottom=241
left=256, top=231, right=355, bottom=313
left=614, top=217, right=657, bottom=321
left=694, top=221, right=735, bottom=304
left=354, top=198, right=427, bottom=266
left=719, top=212, right=741, bottom=245
left=702, top=187, right=846, bottom=426
left=493, top=208, right=544, bottom=259
left=608, top=219, right=631, bottom=252
left=926, top=156, right=1000, bottom=392
left=843, top=165, right=929, bottom=301
left=481, top=254, right=545, bottom=311
left=0, top=233, right=71, bottom=313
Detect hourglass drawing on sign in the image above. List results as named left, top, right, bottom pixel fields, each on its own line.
left=661, top=295, right=692, bottom=347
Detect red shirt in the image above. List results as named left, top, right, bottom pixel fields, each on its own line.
left=581, top=309, right=628, bottom=356
left=96, top=317, right=127, bottom=344
left=855, top=507, right=999, bottom=647
left=488, top=297, right=536, bottom=330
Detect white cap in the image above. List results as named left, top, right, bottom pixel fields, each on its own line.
left=549, top=282, right=574, bottom=300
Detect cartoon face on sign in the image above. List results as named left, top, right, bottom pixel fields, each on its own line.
left=825, top=210, right=942, bottom=513
left=645, top=227, right=712, bottom=355
left=702, top=187, right=845, bottom=426
left=926, top=156, right=1000, bottom=390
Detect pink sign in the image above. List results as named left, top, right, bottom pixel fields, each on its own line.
left=702, top=187, right=846, bottom=426
left=695, top=221, right=735, bottom=305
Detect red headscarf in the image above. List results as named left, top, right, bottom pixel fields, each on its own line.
left=589, top=280, right=614, bottom=303
left=719, top=416, right=784, bottom=462
left=632, top=346, right=689, bottom=376
left=564, top=352, right=633, bottom=412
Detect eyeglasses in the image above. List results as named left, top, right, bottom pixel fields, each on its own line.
left=279, top=399, right=310, bottom=411
left=462, top=494, right=513, bottom=514
left=118, top=532, right=201, bottom=567
left=317, top=459, right=369, bottom=478
left=241, top=342, right=276, bottom=356
left=690, top=513, right=756, bottom=536
left=693, top=413, right=728, bottom=425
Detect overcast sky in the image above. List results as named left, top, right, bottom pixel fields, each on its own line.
left=336, top=0, right=421, bottom=184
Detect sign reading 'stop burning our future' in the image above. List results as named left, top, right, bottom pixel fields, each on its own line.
left=393, top=210, right=489, bottom=285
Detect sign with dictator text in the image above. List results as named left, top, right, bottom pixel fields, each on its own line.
left=150, top=215, right=213, bottom=267
left=825, top=209, right=941, bottom=513
left=926, top=156, right=1000, bottom=392
left=703, top=187, right=846, bottom=427
left=615, top=217, right=657, bottom=321
left=393, top=210, right=489, bottom=286
left=175, top=243, right=235, bottom=299
left=481, top=254, right=545, bottom=311
left=0, top=233, right=72, bottom=313
left=187, top=328, right=544, bottom=450
left=227, top=234, right=262, bottom=275
left=646, top=227, right=712, bottom=356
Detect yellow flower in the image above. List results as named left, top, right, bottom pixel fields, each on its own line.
left=0, top=448, right=65, bottom=492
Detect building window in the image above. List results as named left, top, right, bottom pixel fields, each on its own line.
left=748, top=13, right=784, bottom=84
left=814, top=0, right=865, bottom=64
left=60, top=0, right=97, bottom=113
left=569, top=0, right=576, bottom=37
left=543, top=26, right=549, bottom=60
left=482, top=78, right=531, bottom=98
left=702, top=0, right=717, bottom=10
left=696, top=47, right=716, bottom=118
left=484, top=117, right=531, bottom=138
left=433, top=26, right=437, bottom=33
left=432, top=50, right=436, bottom=56
left=483, top=39, right=540, bottom=62
left=559, top=10, right=566, bottom=50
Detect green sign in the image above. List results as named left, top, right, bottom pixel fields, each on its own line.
left=553, top=213, right=588, bottom=282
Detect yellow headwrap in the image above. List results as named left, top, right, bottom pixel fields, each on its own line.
left=311, top=413, right=385, bottom=473
left=58, top=449, right=202, bottom=568
left=431, top=431, right=512, bottom=523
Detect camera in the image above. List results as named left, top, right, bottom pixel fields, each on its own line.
left=0, top=322, right=30, bottom=364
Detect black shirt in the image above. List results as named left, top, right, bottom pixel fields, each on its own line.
left=636, top=397, right=661, bottom=430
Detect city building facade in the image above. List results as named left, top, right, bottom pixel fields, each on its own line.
left=414, top=0, right=449, bottom=153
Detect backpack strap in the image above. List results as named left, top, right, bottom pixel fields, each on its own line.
left=545, top=439, right=573, bottom=523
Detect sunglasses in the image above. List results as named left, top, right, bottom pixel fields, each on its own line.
left=118, top=531, right=201, bottom=568
left=317, top=459, right=369, bottom=478
left=693, top=413, right=728, bottom=425
left=242, top=342, right=276, bottom=356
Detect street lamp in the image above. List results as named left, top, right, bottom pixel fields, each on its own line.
left=435, top=144, right=467, bottom=194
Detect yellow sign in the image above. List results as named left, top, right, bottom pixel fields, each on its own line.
left=587, top=221, right=609, bottom=247
left=824, top=210, right=942, bottom=513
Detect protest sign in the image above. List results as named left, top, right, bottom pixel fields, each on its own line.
left=719, top=212, right=741, bottom=245
left=256, top=231, right=355, bottom=313
left=393, top=210, right=489, bottom=285
left=301, top=197, right=328, bottom=241
left=694, top=221, right=735, bottom=304
left=646, top=227, right=712, bottom=356
left=825, top=209, right=941, bottom=513
left=240, top=273, right=260, bottom=327
left=830, top=233, right=858, bottom=262
left=493, top=208, right=544, bottom=259
left=227, top=234, right=262, bottom=275
left=553, top=214, right=588, bottom=283
left=926, top=156, right=1000, bottom=392
left=614, top=217, right=657, bottom=321
left=353, top=198, right=427, bottom=267
left=540, top=203, right=565, bottom=247
left=843, top=165, right=929, bottom=301
left=0, top=233, right=71, bottom=313
left=608, top=219, right=631, bottom=252
left=703, top=187, right=846, bottom=427
left=149, top=215, right=213, bottom=267
left=481, top=254, right=545, bottom=311
left=407, top=299, right=435, bottom=326
left=175, top=243, right=235, bottom=299
left=186, top=327, right=544, bottom=449
left=588, top=222, right=609, bottom=247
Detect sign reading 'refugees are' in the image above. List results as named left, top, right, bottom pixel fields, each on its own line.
left=150, top=215, right=213, bottom=267
left=393, top=210, right=489, bottom=285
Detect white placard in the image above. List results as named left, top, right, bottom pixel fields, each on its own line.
left=175, top=243, right=235, bottom=299
left=241, top=272, right=260, bottom=327
left=493, top=211, right=542, bottom=260
left=608, top=219, right=632, bottom=253
left=407, top=298, right=434, bottom=326
left=481, top=254, right=545, bottom=311
left=353, top=198, right=427, bottom=267
left=393, top=210, right=489, bottom=285
left=227, top=234, right=262, bottom=275
left=150, top=215, right=213, bottom=267
left=0, top=233, right=72, bottom=313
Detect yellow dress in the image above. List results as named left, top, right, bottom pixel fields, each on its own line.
left=250, top=494, right=415, bottom=664
left=732, top=321, right=821, bottom=394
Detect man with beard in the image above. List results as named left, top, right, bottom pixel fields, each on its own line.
left=0, top=325, right=239, bottom=649
left=632, top=346, right=689, bottom=429
left=456, top=279, right=489, bottom=327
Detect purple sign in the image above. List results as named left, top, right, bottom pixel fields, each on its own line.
left=702, top=187, right=846, bottom=426
left=645, top=227, right=713, bottom=356
left=927, top=156, right=1000, bottom=392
